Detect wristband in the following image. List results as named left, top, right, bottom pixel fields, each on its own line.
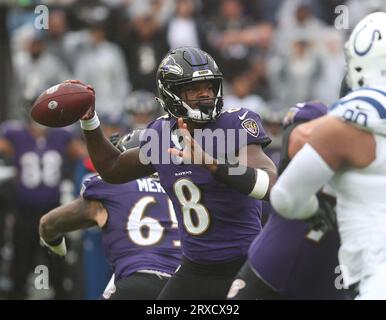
left=213, top=163, right=270, bottom=199
left=80, top=112, right=100, bottom=131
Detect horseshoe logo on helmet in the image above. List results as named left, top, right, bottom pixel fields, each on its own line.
left=353, top=24, right=382, bottom=56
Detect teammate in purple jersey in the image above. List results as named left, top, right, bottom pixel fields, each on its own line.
left=39, top=131, right=181, bottom=299
left=75, top=47, right=277, bottom=299
left=228, top=101, right=347, bottom=300
left=0, top=119, right=85, bottom=299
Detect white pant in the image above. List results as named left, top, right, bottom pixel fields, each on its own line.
left=102, top=274, right=116, bottom=299
left=356, top=264, right=386, bottom=300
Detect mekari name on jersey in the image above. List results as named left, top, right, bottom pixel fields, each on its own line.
left=140, top=107, right=271, bottom=264
left=81, top=175, right=181, bottom=281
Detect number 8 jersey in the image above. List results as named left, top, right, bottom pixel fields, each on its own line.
left=140, top=108, right=271, bottom=264
left=81, top=175, right=182, bottom=281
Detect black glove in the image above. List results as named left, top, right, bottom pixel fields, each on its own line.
left=306, top=197, right=337, bottom=233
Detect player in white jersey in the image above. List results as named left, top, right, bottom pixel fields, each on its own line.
left=270, top=12, right=386, bottom=299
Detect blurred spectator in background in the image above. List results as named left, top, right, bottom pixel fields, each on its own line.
left=121, top=2, right=168, bottom=93
left=0, top=6, right=12, bottom=122
left=205, top=0, right=256, bottom=81
left=12, top=31, right=71, bottom=119
left=313, top=28, right=345, bottom=105
left=223, top=72, right=266, bottom=115
left=276, top=0, right=326, bottom=35
left=0, top=116, right=86, bottom=299
left=44, top=9, right=73, bottom=70
left=167, top=0, right=202, bottom=50
left=346, top=0, right=386, bottom=29
left=124, top=90, right=163, bottom=130
left=218, top=21, right=274, bottom=99
left=75, top=22, right=129, bottom=118
left=274, top=0, right=327, bottom=59
left=151, top=0, right=177, bottom=28
left=250, top=0, right=285, bottom=24
left=268, top=31, right=322, bottom=107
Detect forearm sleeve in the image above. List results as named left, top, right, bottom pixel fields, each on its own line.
left=270, top=143, right=335, bottom=220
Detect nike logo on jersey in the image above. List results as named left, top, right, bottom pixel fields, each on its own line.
left=238, top=111, right=248, bottom=120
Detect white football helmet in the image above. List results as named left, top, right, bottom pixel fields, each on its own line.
left=345, top=12, right=386, bottom=90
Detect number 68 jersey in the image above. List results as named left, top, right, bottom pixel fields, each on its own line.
left=81, top=175, right=182, bottom=281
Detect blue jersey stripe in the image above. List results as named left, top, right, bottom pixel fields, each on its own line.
left=340, top=96, right=386, bottom=118
left=361, top=87, right=386, bottom=98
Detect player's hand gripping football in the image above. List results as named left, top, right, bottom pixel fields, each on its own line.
left=168, top=118, right=216, bottom=170
left=63, top=80, right=95, bottom=120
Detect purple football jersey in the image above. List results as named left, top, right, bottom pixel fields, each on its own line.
left=81, top=175, right=182, bottom=281
left=247, top=100, right=341, bottom=299
left=248, top=210, right=344, bottom=299
left=1, top=121, right=73, bottom=211
left=140, top=108, right=271, bottom=264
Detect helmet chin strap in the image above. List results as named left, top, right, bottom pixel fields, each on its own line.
left=197, top=101, right=215, bottom=116
left=183, top=101, right=217, bottom=123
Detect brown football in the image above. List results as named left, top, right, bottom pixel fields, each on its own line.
left=31, top=82, right=94, bottom=127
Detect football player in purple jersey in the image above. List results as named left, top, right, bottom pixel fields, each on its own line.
left=228, top=74, right=354, bottom=300
left=228, top=101, right=347, bottom=300
left=0, top=118, right=86, bottom=299
left=39, top=131, right=182, bottom=299
left=74, top=47, right=277, bottom=299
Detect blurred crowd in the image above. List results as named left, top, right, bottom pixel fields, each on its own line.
left=0, top=0, right=385, bottom=299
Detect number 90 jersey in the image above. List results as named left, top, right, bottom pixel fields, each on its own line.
left=329, top=86, right=386, bottom=135
left=140, top=108, right=271, bottom=264
left=81, top=175, right=182, bottom=281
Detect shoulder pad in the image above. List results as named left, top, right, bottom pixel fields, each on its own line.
left=156, top=114, right=170, bottom=120
left=329, top=87, right=386, bottom=135
left=221, top=107, right=242, bottom=115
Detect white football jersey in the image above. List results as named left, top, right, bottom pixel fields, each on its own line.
left=328, top=86, right=386, bottom=287
left=329, top=86, right=386, bottom=136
